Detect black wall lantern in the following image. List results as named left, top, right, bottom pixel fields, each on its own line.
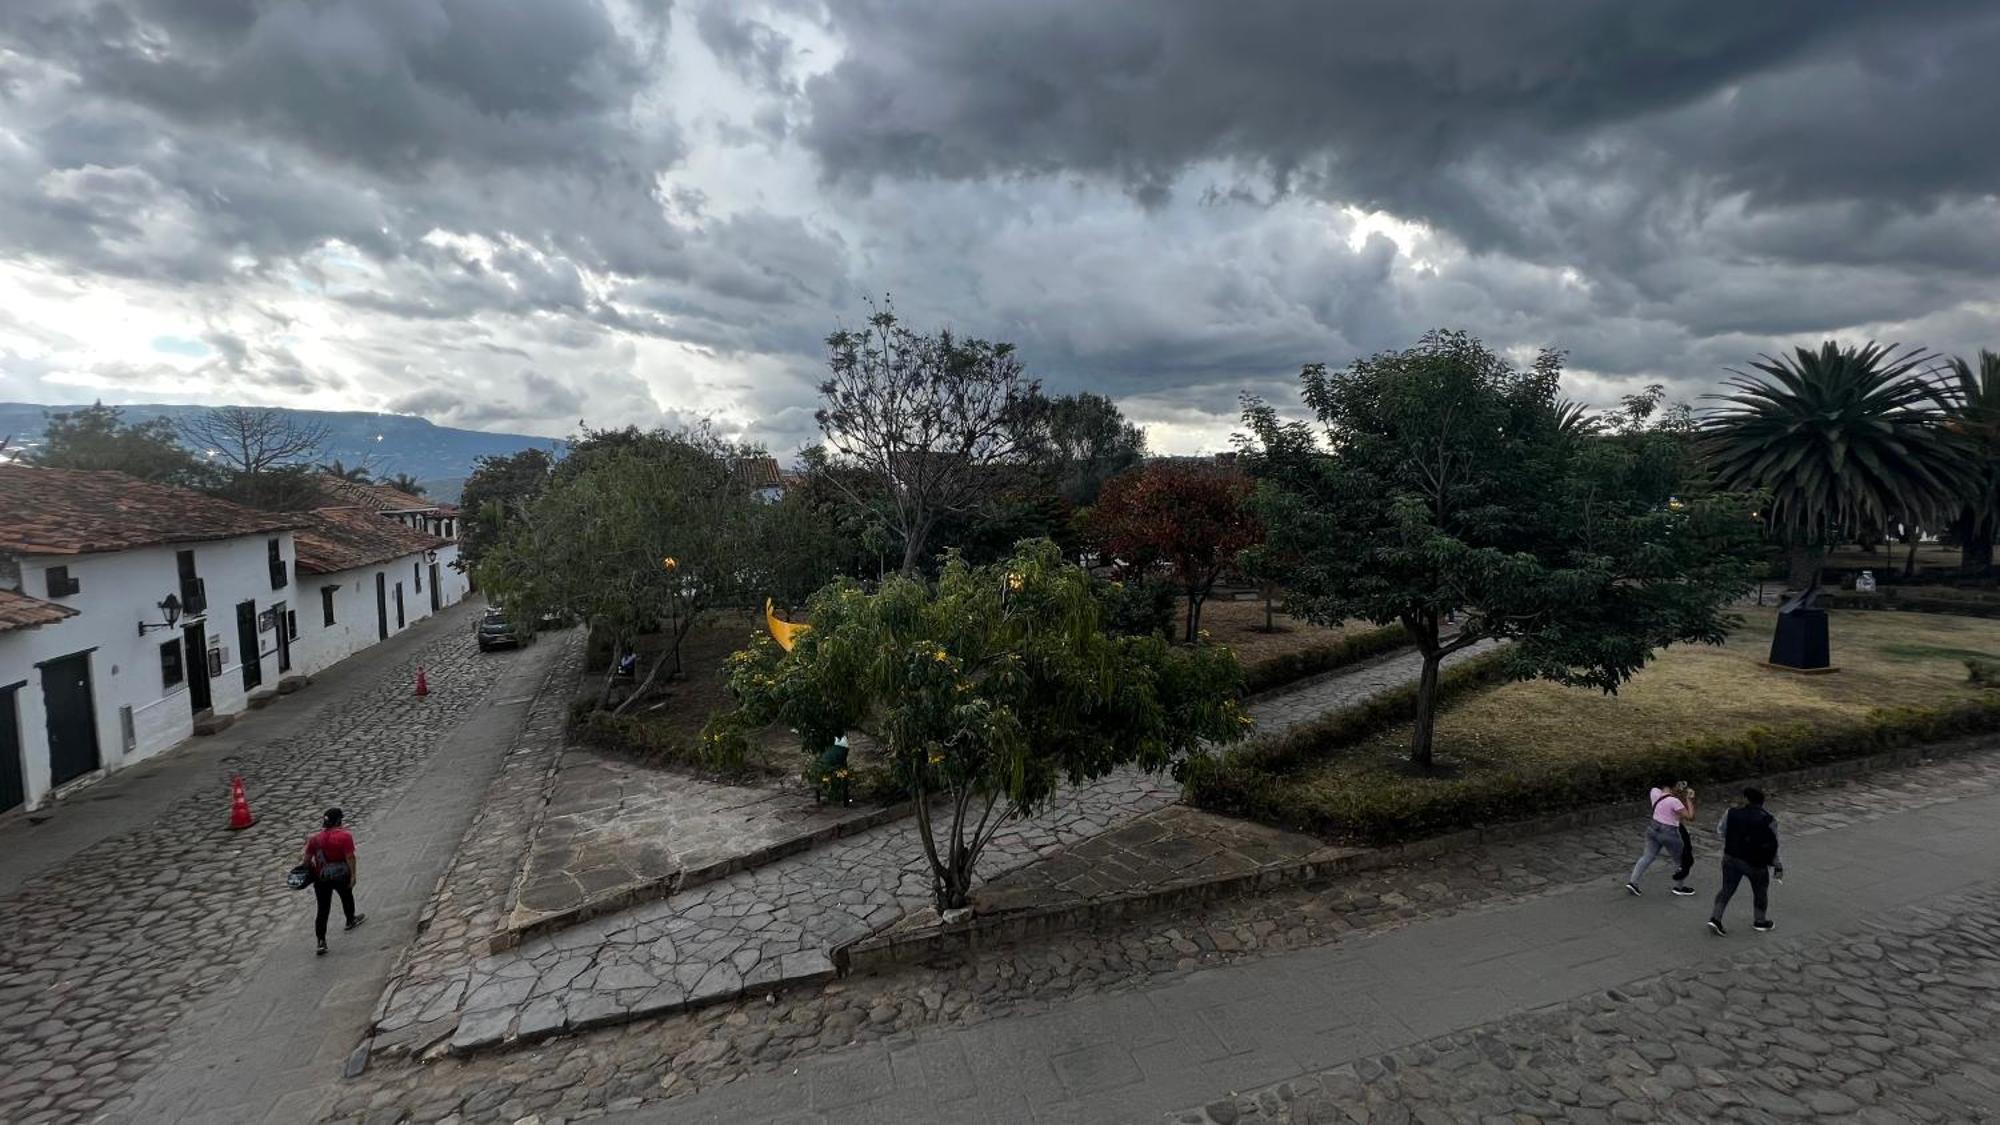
left=138, top=592, right=184, bottom=636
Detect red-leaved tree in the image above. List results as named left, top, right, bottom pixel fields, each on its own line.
left=1090, top=461, right=1261, bottom=642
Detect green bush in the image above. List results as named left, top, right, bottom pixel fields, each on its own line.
left=1240, top=623, right=1414, bottom=695
left=1099, top=574, right=1178, bottom=640
left=1971, top=658, right=2000, bottom=687
left=1188, top=696, right=2000, bottom=845
left=573, top=707, right=770, bottom=776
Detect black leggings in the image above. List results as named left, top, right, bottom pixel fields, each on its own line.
left=314, top=878, right=356, bottom=941
left=1672, top=823, right=1695, bottom=882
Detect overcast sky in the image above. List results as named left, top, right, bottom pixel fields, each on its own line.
left=2, top=1, right=1995, bottom=455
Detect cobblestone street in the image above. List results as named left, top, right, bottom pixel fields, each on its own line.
left=0, top=604, right=550, bottom=1125
left=1179, top=886, right=2000, bottom=1124
left=333, top=739, right=2000, bottom=1124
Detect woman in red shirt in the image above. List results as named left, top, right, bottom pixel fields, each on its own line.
left=304, top=807, right=365, bottom=955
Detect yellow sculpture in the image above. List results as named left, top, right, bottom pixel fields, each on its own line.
left=766, top=598, right=810, bottom=651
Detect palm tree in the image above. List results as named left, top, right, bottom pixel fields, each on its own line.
left=1702, top=341, right=1964, bottom=587
left=1938, top=350, right=2000, bottom=575
left=319, top=458, right=371, bottom=482
left=383, top=472, right=428, bottom=496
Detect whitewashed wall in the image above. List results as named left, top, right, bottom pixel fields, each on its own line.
left=292, top=544, right=470, bottom=678
left=0, top=532, right=296, bottom=810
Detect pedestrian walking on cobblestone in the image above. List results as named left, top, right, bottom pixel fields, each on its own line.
left=1708, top=787, right=1782, bottom=936
left=305, top=807, right=366, bottom=955
left=1626, top=781, right=1697, bottom=896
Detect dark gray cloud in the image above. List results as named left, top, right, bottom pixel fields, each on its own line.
left=0, top=0, right=1996, bottom=454
left=803, top=2, right=1995, bottom=218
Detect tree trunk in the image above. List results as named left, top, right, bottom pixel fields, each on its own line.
left=1410, top=649, right=1442, bottom=770
left=1903, top=533, right=1921, bottom=579
left=1263, top=583, right=1276, bottom=632
left=1184, top=592, right=1204, bottom=643
left=1786, top=545, right=1823, bottom=589
left=612, top=651, right=673, bottom=715
left=899, top=517, right=933, bottom=577
left=1964, top=534, right=1995, bottom=577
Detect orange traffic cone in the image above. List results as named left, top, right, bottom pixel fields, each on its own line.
left=227, top=775, right=256, bottom=831
left=414, top=666, right=429, bottom=696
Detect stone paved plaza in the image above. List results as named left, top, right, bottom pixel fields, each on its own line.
left=367, top=639, right=1497, bottom=1059
left=330, top=736, right=2000, bottom=1124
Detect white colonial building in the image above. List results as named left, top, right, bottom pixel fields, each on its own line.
left=291, top=506, right=470, bottom=676
left=0, top=465, right=308, bottom=813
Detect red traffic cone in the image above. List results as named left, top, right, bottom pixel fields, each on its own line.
left=414, top=666, right=429, bottom=696
left=227, top=775, right=256, bottom=831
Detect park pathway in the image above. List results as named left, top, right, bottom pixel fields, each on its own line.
left=591, top=742, right=2000, bottom=1124
left=373, top=641, right=1496, bottom=1057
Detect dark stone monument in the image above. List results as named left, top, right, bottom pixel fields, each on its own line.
left=1768, top=583, right=1832, bottom=670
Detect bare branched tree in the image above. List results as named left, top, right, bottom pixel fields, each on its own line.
left=178, top=406, right=330, bottom=475
left=816, top=303, right=1047, bottom=574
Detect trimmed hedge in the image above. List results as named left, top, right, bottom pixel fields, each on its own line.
left=1229, top=647, right=1513, bottom=776
left=1187, top=696, right=2000, bottom=846
left=1971, top=658, right=2000, bottom=687
left=1824, top=592, right=2000, bottom=619
left=573, top=708, right=777, bottom=777
left=1240, top=623, right=1416, bottom=695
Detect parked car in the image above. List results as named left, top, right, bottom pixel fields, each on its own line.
left=475, top=607, right=531, bottom=651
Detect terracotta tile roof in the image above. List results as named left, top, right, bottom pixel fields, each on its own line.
left=294, top=507, right=449, bottom=574
left=732, top=456, right=784, bottom=490
left=0, top=465, right=305, bottom=556
left=303, top=476, right=441, bottom=512
left=0, top=588, right=79, bottom=634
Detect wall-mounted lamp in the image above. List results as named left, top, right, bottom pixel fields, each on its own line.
left=138, top=593, right=184, bottom=636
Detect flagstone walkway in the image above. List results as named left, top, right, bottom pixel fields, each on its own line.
left=373, top=641, right=1494, bottom=1058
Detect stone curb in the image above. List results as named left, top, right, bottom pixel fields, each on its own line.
left=838, top=731, right=1999, bottom=974
left=486, top=798, right=916, bottom=954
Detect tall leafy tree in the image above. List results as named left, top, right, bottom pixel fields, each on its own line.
left=478, top=431, right=765, bottom=708
left=714, top=539, right=1247, bottom=911
left=1041, top=391, right=1146, bottom=505
left=1701, top=341, right=1964, bottom=586
left=382, top=472, right=428, bottom=496
left=1246, top=330, right=1760, bottom=769
left=1938, top=350, right=2000, bottom=575
left=816, top=303, right=1048, bottom=575
left=30, top=402, right=216, bottom=487
left=459, top=447, right=555, bottom=569
left=1088, top=461, right=1261, bottom=641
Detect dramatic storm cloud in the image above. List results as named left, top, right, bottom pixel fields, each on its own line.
left=2, top=1, right=1996, bottom=454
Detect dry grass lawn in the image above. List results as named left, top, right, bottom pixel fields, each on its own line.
left=1196, top=596, right=1369, bottom=669
left=1304, top=608, right=2000, bottom=788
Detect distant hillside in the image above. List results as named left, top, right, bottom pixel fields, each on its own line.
left=0, top=403, right=562, bottom=483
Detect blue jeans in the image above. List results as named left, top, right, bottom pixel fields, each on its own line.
left=1628, top=821, right=1685, bottom=885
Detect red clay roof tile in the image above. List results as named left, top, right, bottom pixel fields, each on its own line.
left=0, top=588, right=79, bottom=633
left=0, top=465, right=305, bottom=556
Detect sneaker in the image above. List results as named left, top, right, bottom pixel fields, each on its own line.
left=1753, top=920, right=1775, bottom=933
left=1625, top=882, right=1642, bottom=896
left=344, top=914, right=367, bottom=931
left=1671, top=885, right=1696, bottom=896
left=316, top=940, right=328, bottom=956
left=1707, top=919, right=1727, bottom=936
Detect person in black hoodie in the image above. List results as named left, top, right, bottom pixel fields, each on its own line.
left=1708, top=787, right=1783, bottom=936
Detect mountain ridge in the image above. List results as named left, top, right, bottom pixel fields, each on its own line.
left=0, top=402, right=562, bottom=487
